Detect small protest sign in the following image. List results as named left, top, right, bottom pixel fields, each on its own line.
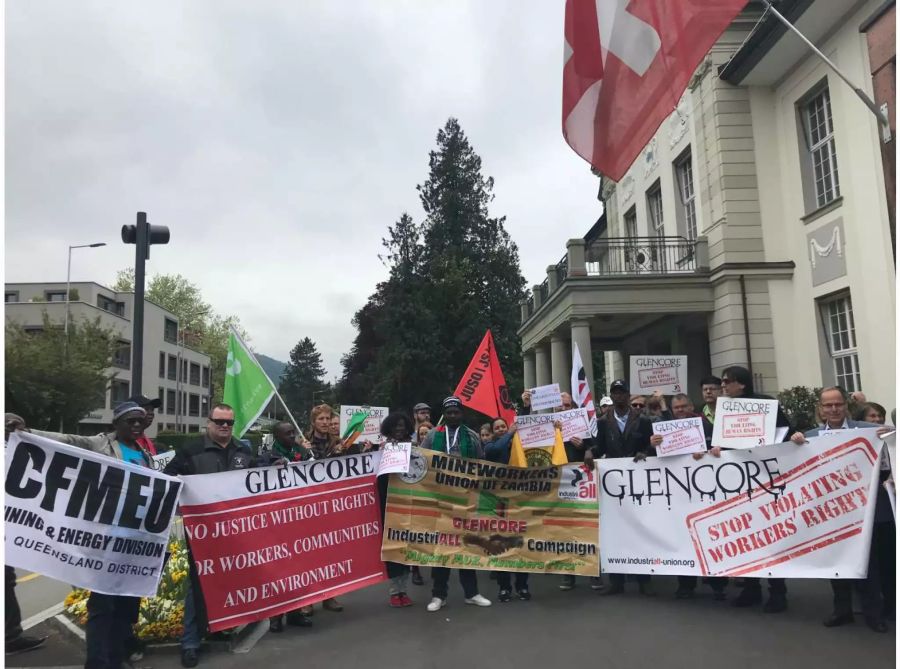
left=710, top=396, right=779, bottom=450
left=652, top=417, right=707, bottom=457
left=340, top=405, right=388, bottom=444
left=629, top=356, right=687, bottom=395
left=377, top=442, right=411, bottom=475
left=515, top=408, right=590, bottom=448
left=529, top=384, right=563, bottom=412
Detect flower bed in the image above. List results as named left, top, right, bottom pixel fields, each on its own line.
left=63, top=537, right=190, bottom=643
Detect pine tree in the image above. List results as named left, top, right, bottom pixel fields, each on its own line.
left=338, top=118, right=526, bottom=414
left=279, top=337, right=330, bottom=425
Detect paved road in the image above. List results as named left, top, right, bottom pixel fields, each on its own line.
left=13, top=571, right=73, bottom=623
left=12, top=574, right=892, bottom=669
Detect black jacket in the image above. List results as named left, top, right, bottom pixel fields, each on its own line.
left=163, top=435, right=256, bottom=476
left=736, top=391, right=793, bottom=435
left=591, top=408, right=655, bottom=459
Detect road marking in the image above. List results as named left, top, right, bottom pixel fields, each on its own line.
left=16, top=572, right=41, bottom=584
left=21, top=603, right=64, bottom=631
left=54, top=613, right=86, bottom=641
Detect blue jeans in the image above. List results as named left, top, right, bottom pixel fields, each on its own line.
left=181, top=581, right=202, bottom=651
left=85, top=592, right=140, bottom=669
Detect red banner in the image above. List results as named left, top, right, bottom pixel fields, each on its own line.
left=178, top=454, right=386, bottom=631
left=454, top=330, right=516, bottom=425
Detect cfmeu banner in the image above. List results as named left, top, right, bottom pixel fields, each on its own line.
left=4, top=432, right=181, bottom=597
left=598, top=429, right=884, bottom=578
left=178, top=452, right=386, bottom=631
left=382, top=449, right=600, bottom=576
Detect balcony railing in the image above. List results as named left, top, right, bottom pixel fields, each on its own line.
left=585, top=236, right=697, bottom=276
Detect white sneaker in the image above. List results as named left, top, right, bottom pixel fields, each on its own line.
left=426, top=597, right=445, bottom=612
left=464, top=594, right=492, bottom=607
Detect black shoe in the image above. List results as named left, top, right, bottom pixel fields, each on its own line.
left=639, top=582, right=656, bottom=597
left=733, top=588, right=763, bottom=607
left=517, top=588, right=531, bottom=601
left=674, top=588, right=694, bottom=600
left=712, top=590, right=727, bottom=601
left=286, top=613, right=314, bottom=628
left=498, top=589, right=512, bottom=603
left=559, top=575, right=575, bottom=591
left=763, top=595, right=787, bottom=613
left=865, top=616, right=888, bottom=633
left=600, top=584, right=625, bottom=596
left=590, top=577, right=604, bottom=591
left=269, top=617, right=284, bottom=633
left=823, top=613, right=854, bottom=627
left=181, top=648, right=199, bottom=668
left=5, top=635, right=47, bottom=654
left=411, top=568, right=424, bottom=586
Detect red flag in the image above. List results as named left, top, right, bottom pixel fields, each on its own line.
left=562, top=0, right=747, bottom=181
left=454, top=330, right=516, bottom=425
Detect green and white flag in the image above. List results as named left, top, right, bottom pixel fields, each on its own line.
left=222, top=329, right=276, bottom=437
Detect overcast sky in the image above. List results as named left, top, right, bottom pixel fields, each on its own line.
left=5, top=1, right=602, bottom=378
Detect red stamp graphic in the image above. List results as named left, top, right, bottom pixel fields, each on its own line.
left=637, top=367, right=678, bottom=389
left=685, top=437, right=879, bottom=577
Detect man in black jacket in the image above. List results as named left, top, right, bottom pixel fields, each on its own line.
left=585, top=379, right=655, bottom=596
left=164, top=404, right=256, bottom=668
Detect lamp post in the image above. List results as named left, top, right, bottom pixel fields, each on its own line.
left=61, top=242, right=106, bottom=432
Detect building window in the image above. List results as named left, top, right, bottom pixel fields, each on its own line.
left=181, top=359, right=188, bottom=382
left=159, top=352, right=166, bottom=378
left=646, top=182, right=664, bottom=239
left=158, top=387, right=165, bottom=407
left=97, top=295, right=117, bottom=313
left=674, top=152, right=697, bottom=240
left=624, top=207, right=638, bottom=240
left=112, top=340, right=131, bottom=369
left=166, top=389, right=176, bottom=415
left=189, top=363, right=201, bottom=386
left=800, top=85, right=840, bottom=209
left=189, top=394, right=200, bottom=417
left=818, top=293, right=860, bottom=392
left=5, top=291, right=19, bottom=303
left=164, top=318, right=178, bottom=344
left=45, top=290, right=67, bottom=302
left=202, top=366, right=210, bottom=388
left=201, top=395, right=209, bottom=417
left=110, top=380, right=130, bottom=408
left=167, top=355, right=177, bottom=381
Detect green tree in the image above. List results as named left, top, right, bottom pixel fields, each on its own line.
left=5, top=315, right=120, bottom=430
left=279, top=337, right=330, bottom=425
left=338, top=118, right=526, bottom=413
left=112, top=268, right=248, bottom=400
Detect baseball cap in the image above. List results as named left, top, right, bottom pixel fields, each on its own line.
left=599, top=396, right=614, bottom=407
left=609, top=379, right=629, bottom=393
left=112, top=402, right=147, bottom=422
left=413, top=402, right=431, bottom=411
left=442, top=396, right=463, bottom=410
left=127, top=394, right=162, bottom=409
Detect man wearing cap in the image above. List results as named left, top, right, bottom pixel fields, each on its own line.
left=598, top=396, right=614, bottom=419
left=419, top=397, right=492, bottom=611
left=412, top=403, right=432, bottom=443
left=127, top=394, right=162, bottom=456
left=9, top=403, right=155, bottom=669
left=585, top=380, right=656, bottom=596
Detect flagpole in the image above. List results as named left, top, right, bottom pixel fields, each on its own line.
left=229, top=327, right=304, bottom=436
left=761, top=0, right=889, bottom=133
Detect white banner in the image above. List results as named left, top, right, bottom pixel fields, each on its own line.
left=529, top=384, right=563, bottom=412
left=710, top=396, right=779, bottom=450
left=376, top=442, right=411, bottom=475
left=629, top=355, right=687, bottom=395
left=515, top=408, right=590, bottom=448
left=652, top=417, right=707, bottom=457
left=598, top=430, right=883, bottom=578
left=4, top=432, right=182, bottom=597
left=340, top=405, right=388, bottom=444
left=150, top=450, right=176, bottom=472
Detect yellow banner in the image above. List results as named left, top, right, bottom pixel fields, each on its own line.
left=381, top=448, right=600, bottom=575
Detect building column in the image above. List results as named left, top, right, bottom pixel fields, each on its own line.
left=550, top=333, right=570, bottom=393
left=534, top=343, right=551, bottom=388
left=605, top=350, right=626, bottom=388
left=570, top=320, right=594, bottom=395
left=523, top=350, right=536, bottom=391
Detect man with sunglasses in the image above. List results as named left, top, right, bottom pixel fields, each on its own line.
left=164, top=404, right=257, bottom=668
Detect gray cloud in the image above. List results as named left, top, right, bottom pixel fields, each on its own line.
left=6, top=1, right=601, bottom=378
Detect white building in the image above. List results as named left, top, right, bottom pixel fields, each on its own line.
left=519, top=0, right=895, bottom=415
left=5, top=281, right=212, bottom=436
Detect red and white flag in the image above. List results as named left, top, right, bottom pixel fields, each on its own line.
left=571, top=342, right=597, bottom=438
left=562, top=0, right=747, bottom=181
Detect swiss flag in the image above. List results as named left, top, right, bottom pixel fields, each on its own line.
left=453, top=330, right=517, bottom=425
left=563, top=0, right=747, bottom=181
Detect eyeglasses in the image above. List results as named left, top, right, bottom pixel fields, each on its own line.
left=820, top=402, right=846, bottom=409
left=210, top=418, right=235, bottom=427
left=631, top=403, right=646, bottom=409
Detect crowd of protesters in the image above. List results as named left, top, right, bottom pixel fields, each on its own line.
left=4, top=365, right=896, bottom=668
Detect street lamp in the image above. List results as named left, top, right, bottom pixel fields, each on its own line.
left=64, top=242, right=106, bottom=336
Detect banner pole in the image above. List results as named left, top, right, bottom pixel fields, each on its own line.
left=761, top=0, right=889, bottom=132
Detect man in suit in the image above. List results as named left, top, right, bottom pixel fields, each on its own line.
left=585, top=379, right=655, bottom=596
left=790, top=386, right=892, bottom=633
